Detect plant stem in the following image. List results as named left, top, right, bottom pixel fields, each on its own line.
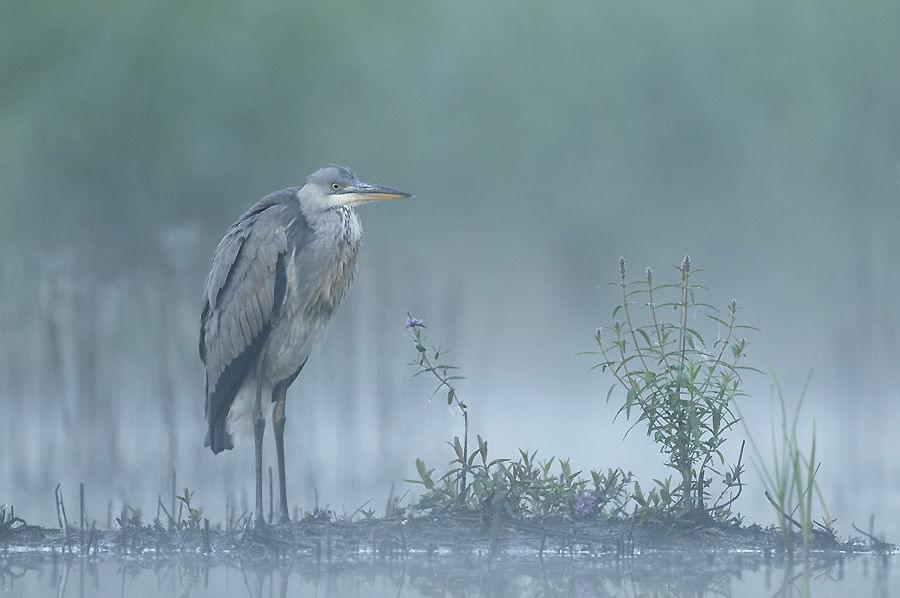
left=620, top=268, right=650, bottom=375
left=460, top=410, right=469, bottom=504
left=646, top=278, right=672, bottom=371
left=676, top=262, right=692, bottom=506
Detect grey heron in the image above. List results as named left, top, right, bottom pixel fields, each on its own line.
left=199, top=165, right=411, bottom=525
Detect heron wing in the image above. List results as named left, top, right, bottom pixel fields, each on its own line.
left=199, top=189, right=306, bottom=452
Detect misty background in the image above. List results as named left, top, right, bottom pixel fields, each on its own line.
left=1, top=2, right=898, bottom=537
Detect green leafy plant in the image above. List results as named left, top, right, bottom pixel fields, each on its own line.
left=591, top=257, right=756, bottom=518
left=405, top=315, right=469, bottom=502
left=631, top=478, right=676, bottom=520
left=405, top=314, right=632, bottom=520
left=176, top=487, right=203, bottom=530
left=409, top=446, right=633, bottom=521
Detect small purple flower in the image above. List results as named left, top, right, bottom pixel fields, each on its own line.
left=574, top=491, right=597, bottom=517
left=404, top=316, right=425, bottom=330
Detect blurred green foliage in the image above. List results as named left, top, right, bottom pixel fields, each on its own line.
left=3, top=0, right=898, bottom=256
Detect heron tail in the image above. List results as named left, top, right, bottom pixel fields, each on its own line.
left=205, top=381, right=235, bottom=454
left=205, top=414, right=234, bottom=454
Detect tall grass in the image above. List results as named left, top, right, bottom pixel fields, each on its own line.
left=739, top=371, right=835, bottom=552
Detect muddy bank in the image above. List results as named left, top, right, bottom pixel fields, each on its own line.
left=1, top=513, right=885, bottom=563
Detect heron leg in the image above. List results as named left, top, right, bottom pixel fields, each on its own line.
left=253, top=371, right=266, bottom=526
left=272, top=385, right=290, bottom=524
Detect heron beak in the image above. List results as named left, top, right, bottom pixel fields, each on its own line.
left=333, top=182, right=412, bottom=207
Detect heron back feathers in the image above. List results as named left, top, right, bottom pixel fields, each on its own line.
left=200, top=189, right=308, bottom=453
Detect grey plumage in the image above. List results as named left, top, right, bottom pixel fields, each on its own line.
left=198, top=165, right=410, bottom=524
left=200, top=188, right=307, bottom=453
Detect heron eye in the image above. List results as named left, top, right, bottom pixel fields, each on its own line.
left=332, top=183, right=340, bottom=191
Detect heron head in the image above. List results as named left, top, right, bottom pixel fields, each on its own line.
left=302, top=165, right=411, bottom=211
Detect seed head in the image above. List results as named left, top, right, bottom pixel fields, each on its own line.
left=645, top=267, right=653, bottom=284
left=619, top=257, right=626, bottom=278
left=681, top=255, right=691, bottom=274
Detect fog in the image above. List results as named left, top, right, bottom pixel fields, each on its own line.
left=2, top=1, right=898, bottom=539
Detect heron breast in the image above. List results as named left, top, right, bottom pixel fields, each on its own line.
left=263, top=213, right=360, bottom=382
left=300, top=211, right=361, bottom=317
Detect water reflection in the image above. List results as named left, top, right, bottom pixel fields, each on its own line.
left=1, top=552, right=894, bottom=598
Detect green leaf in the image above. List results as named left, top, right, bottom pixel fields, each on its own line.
left=415, top=458, right=435, bottom=490
left=633, top=481, right=645, bottom=506
left=453, top=437, right=464, bottom=462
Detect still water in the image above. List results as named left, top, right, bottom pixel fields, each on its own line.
left=1, top=552, right=895, bottom=598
